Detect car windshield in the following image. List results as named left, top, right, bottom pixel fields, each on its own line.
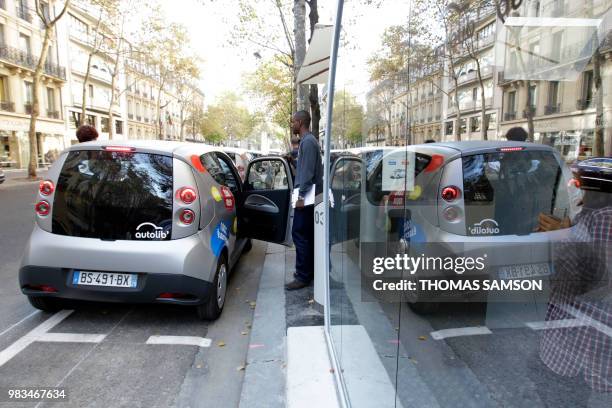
left=52, top=150, right=173, bottom=240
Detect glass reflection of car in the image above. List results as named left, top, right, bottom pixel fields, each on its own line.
left=219, top=147, right=253, bottom=181
left=390, top=168, right=406, bottom=179
left=574, top=157, right=612, bottom=192
left=340, top=141, right=581, bottom=313
left=20, top=141, right=294, bottom=320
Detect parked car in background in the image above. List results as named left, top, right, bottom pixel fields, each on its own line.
left=219, top=147, right=253, bottom=180
left=574, top=157, right=612, bottom=192
left=0, top=168, right=5, bottom=184
left=20, top=141, right=295, bottom=320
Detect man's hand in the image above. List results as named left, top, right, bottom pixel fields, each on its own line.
left=295, top=198, right=305, bottom=209
left=536, top=213, right=571, bottom=232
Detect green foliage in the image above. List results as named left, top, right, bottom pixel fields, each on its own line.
left=200, top=92, right=257, bottom=143
left=332, top=90, right=365, bottom=144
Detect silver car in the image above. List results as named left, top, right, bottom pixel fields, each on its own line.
left=20, top=141, right=294, bottom=320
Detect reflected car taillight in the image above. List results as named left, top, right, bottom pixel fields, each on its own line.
left=177, top=187, right=197, bottom=204
left=179, top=209, right=195, bottom=225
left=443, top=206, right=461, bottom=222
left=39, top=180, right=55, bottom=196
left=568, top=178, right=581, bottom=189
left=35, top=200, right=51, bottom=216
left=441, top=186, right=461, bottom=202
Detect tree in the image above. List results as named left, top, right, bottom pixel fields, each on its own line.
left=293, top=0, right=308, bottom=111
left=200, top=93, right=256, bottom=145
left=332, top=90, right=365, bottom=146
left=306, top=0, right=320, bottom=136
left=28, top=0, right=72, bottom=178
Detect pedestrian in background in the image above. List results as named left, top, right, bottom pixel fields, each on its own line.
left=285, top=110, right=323, bottom=291
left=506, top=126, right=528, bottom=142
left=76, top=125, right=99, bottom=143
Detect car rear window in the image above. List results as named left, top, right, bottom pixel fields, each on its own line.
left=462, top=150, right=568, bottom=236
left=52, top=150, right=173, bottom=241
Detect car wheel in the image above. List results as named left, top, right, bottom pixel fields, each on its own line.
left=28, top=296, right=62, bottom=312
left=196, top=254, right=228, bottom=320
left=242, top=238, right=253, bottom=253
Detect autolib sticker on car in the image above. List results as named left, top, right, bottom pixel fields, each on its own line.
left=134, top=222, right=170, bottom=240
left=402, top=219, right=426, bottom=243
left=211, top=220, right=231, bottom=257
left=470, top=219, right=501, bottom=236
left=220, top=186, right=235, bottom=211
left=211, top=186, right=222, bottom=202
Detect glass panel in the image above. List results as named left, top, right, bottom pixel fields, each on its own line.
left=246, top=159, right=288, bottom=191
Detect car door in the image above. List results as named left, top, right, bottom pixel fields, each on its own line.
left=330, top=156, right=362, bottom=244
left=238, top=157, right=293, bottom=246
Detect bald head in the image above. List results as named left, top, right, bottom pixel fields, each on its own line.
left=292, top=110, right=311, bottom=135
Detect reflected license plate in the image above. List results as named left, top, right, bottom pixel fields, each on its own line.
left=498, top=263, right=552, bottom=280
left=73, top=271, right=138, bottom=288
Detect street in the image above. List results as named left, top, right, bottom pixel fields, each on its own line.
left=0, top=179, right=268, bottom=408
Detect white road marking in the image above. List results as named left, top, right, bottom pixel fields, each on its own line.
left=0, top=310, right=41, bottom=338
left=430, top=326, right=492, bottom=340
left=0, top=310, right=73, bottom=368
left=39, top=332, right=107, bottom=343
left=526, top=319, right=587, bottom=331
left=146, top=335, right=212, bottom=348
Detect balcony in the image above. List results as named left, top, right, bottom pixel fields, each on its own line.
left=47, top=110, right=59, bottom=119
left=544, top=104, right=561, bottom=115
left=504, top=112, right=517, bottom=121
left=136, top=115, right=142, bottom=121
left=523, top=106, right=536, bottom=118
left=128, top=113, right=134, bottom=119
left=17, top=8, right=32, bottom=23
left=24, top=103, right=32, bottom=114
left=0, top=45, right=66, bottom=80
left=576, top=99, right=592, bottom=110
left=0, top=101, right=14, bottom=112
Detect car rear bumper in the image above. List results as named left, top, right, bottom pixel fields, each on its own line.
left=19, top=266, right=213, bottom=305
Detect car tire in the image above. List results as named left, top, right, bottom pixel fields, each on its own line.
left=242, top=238, right=253, bottom=253
left=408, top=301, right=440, bottom=314
left=196, top=254, right=228, bottom=321
left=28, top=296, right=62, bottom=312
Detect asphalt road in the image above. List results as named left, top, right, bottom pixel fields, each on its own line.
left=0, top=180, right=267, bottom=408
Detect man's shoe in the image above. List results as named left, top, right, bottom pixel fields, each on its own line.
left=285, top=279, right=309, bottom=291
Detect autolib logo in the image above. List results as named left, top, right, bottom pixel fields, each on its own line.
left=135, top=222, right=169, bottom=239
left=470, top=219, right=500, bottom=235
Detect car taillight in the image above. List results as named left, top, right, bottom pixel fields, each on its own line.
left=104, top=146, right=135, bottom=152
left=220, top=186, right=235, bottom=211
left=39, top=180, right=55, bottom=196
left=35, top=200, right=51, bottom=216
left=179, top=209, right=195, bottom=225
left=443, top=206, right=461, bottom=222
left=26, top=284, right=58, bottom=293
left=498, top=147, right=525, bottom=152
left=441, top=186, right=461, bottom=202
left=177, top=187, right=197, bottom=204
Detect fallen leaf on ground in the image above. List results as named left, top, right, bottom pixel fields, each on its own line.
left=196, top=364, right=202, bottom=369
left=308, top=299, right=314, bottom=305
left=241, top=331, right=248, bottom=335
left=237, top=365, right=246, bottom=371
left=217, top=341, right=226, bottom=347
left=418, top=336, right=427, bottom=341
left=249, top=302, right=256, bottom=309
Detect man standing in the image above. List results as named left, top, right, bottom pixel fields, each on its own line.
left=286, top=110, right=323, bottom=290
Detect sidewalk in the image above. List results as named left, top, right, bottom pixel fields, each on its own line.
left=238, top=243, right=336, bottom=408
left=1, top=168, right=48, bottom=185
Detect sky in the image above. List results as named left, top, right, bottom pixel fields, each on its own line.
left=158, top=0, right=412, bottom=107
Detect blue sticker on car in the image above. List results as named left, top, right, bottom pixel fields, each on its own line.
left=402, top=219, right=426, bottom=243
left=210, top=220, right=231, bottom=257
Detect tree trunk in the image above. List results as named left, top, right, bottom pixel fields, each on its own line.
left=524, top=80, right=535, bottom=142
left=27, top=27, right=52, bottom=178
left=306, top=0, right=320, bottom=136
left=453, top=78, right=461, bottom=141
left=293, top=0, right=308, bottom=111
left=81, top=52, right=94, bottom=123
left=593, top=49, right=604, bottom=156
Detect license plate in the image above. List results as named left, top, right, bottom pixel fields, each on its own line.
left=498, top=263, right=552, bottom=280
left=72, top=271, right=138, bottom=288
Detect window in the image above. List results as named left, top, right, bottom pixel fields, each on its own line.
left=24, top=82, right=33, bottom=104
left=88, top=84, right=94, bottom=99
left=70, top=112, right=82, bottom=127
left=460, top=118, right=467, bottom=135
left=200, top=153, right=226, bottom=185
left=46, top=88, right=55, bottom=114
left=0, top=24, right=5, bottom=45
left=215, top=153, right=240, bottom=193
left=19, top=34, right=31, bottom=55
left=471, top=117, right=480, bottom=133
left=445, top=121, right=453, bottom=135
left=507, top=91, right=516, bottom=113
left=0, top=76, right=7, bottom=102
left=87, top=115, right=95, bottom=126
left=528, top=84, right=537, bottom=109
left=101, top=118, right=109, bottom=133
left=115, top=120, right=123, bottom=134
left=547, top=81, right=559, bottom=110
left=69, top=14, right=89, bottom=37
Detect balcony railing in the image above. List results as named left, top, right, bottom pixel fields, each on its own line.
left=544, top=104, right=561, bottom=115
left=504, top=112, right=517, bottom=121
left=576, top=99, right=592, bottom=110
left=0, top=45, right=66, bottom=80
left=17, top=8, right=32, bottom=23
left=47, top=110, right=59, bottom=119
left=0, top=101, right=14, bottom=112
left=24, top=103, right=32, bottom=114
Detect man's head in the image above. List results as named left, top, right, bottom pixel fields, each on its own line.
left=424, top=139, right=436, bottom=143
left=505, top=127, right=528, bottom=142
left=292, top=110, right=311, bottom=135
left=76, top=125, right=99, bottom=143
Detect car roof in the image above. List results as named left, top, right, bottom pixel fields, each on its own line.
left=422, top=140, right=553, bottom=154
left=67, top=140, right=223, bottom=159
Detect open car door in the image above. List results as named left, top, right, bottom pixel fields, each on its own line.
left=238, top=157, right=293, bottom=246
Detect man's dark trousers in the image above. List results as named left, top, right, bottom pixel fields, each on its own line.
left=292, top=205, right=315, bottom=283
